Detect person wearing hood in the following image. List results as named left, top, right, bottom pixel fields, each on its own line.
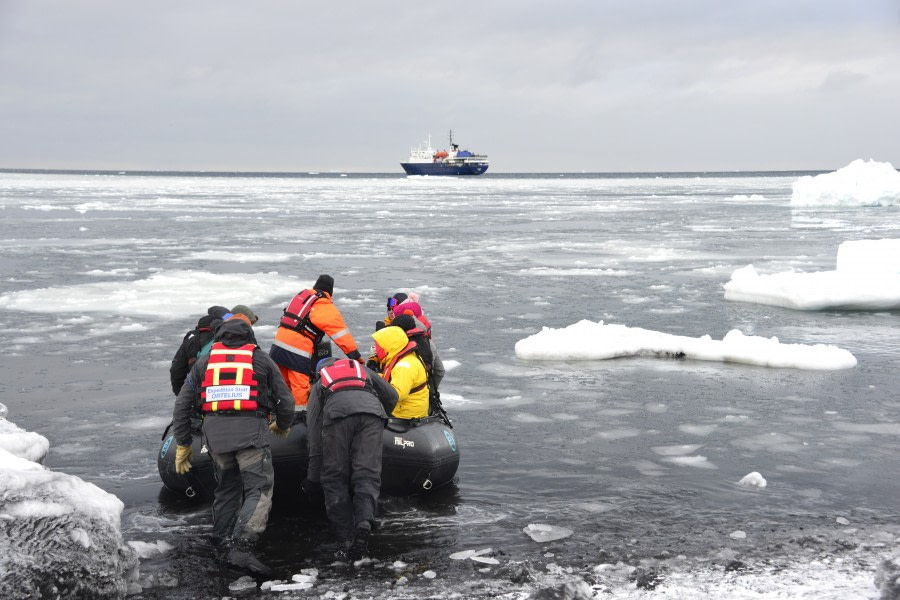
left=390, top=313, right=445, bottom=390
left=169, top=305, right=230, bottom=396
left=171, top=318, right=294, bottom=576
left=270, top=275, right=363, bottom=408
left=371, top=325, right=430, bottom=419
left=305, top=356, right=397, bottom=561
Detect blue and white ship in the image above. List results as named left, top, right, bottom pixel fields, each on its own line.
left=401, top=131, right=489, bottom=176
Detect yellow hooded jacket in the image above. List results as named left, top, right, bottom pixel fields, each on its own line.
left=372, top=325, right=429, bottom=419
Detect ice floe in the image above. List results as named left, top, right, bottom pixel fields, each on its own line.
left=791, top=159, right=900, bottom=207
left=514, top=320, right=856, bottom=370
left=725, top=239, right=900, bottom=311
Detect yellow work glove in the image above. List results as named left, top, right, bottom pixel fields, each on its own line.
left=269, top=422, right=291, bottom=438
left=175, top=445, right=193, bottom=475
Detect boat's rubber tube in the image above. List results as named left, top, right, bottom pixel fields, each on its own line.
left=158, top=415, right=459, bottom=499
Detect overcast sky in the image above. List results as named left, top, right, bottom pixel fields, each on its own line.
left=1, top=1, right=898, bottom=173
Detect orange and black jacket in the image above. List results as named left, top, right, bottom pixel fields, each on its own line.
left=270, top=290, right=361, bottom=374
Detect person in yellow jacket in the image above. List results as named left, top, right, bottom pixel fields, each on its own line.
left=270, top=275, right=363, bottom=407
left=371, top=325, right=430, bottom=419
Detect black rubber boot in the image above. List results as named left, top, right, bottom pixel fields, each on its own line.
left=347, top=526, right=370, bottom=561
left=321, top=540, right=351, bottom=561
left=226, top=542, right=272, bottom=577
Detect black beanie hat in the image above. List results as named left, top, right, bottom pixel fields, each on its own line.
left=391, top=314, right=417, bottom=332
left=313, top=274, right=334, bottom=296
left=207, top=305, right=230, bottom=319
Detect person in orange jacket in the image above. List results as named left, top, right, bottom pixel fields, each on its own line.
left=270, top=274, right=363, bottom=408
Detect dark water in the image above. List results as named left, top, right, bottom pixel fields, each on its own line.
left=1, top=172, right=898, bottom=598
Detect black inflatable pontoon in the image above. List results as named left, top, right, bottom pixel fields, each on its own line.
left=158, top=414, right=459, bottom=499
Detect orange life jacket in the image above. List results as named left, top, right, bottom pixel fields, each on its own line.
left=279, top=289, right=325, bottom=343
left=319, top=359, right=371, bottom=398
left=200, top=343, right=260, bottom=412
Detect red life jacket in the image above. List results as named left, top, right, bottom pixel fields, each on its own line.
left=319, top=359, right=369, bottom=396
left=279, top=289, right=325, bottom=342
left=200, top=343, right=260, bottom=412
left=382, top=341, right=428, bottom=394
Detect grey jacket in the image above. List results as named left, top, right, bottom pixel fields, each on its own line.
left=306, top=362, right=398, bottom=481
left=172, top=319, right=294, bottom=454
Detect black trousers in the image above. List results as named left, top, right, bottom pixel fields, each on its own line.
left=320, top=413, right=383, bottom=542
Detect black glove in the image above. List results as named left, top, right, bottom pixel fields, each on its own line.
left=346, top=349, right=363, bottom=363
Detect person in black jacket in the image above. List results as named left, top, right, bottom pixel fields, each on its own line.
left=171, top=318, right=294, bottom=576
left=305, top=357, right=398, bottom=561
left=168, top=305, right=230, bottom=395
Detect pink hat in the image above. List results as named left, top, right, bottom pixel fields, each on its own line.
left=394, top=301, right=422, bottom=318
left=395, top=301, right=431, bottom=334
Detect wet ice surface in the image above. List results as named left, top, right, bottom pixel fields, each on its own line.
left=1, top=172, right=899, bottom=597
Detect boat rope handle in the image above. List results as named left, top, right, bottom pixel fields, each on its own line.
left=422, top=478, right=433, bottom=490
left=185, top=486, right=196, bottom=498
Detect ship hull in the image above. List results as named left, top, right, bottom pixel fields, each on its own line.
left=401, top=162, right=488, bottom=176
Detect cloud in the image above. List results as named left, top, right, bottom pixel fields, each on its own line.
left=1, top=1, right=898, bottom=171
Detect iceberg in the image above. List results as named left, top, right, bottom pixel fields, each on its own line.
left=725, top=239, right=900, bottom=311
left=791, top=159, right=900, bottom=206
left=0, top=403, right=138, bottom=598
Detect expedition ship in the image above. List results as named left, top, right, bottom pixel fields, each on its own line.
left=400, top=131, right=489, bottom=176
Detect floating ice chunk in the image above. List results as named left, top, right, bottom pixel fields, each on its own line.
left=730, top=530, right=747, bottom=539
left=725, top=264, right=900, bottom=313
left=422, top=570, right=437, bottom=579
left=228, top=576, right=257, bottom=592
left=514, top=319, right=856, bottom=369
left=261, top=580, right=286, bottom=591
left=791, top=159, right=900, bottom=207
left=391, top=560, right=408, bottom=569
left=451, top=547, right=488, bottom=560
left=471, top=555, right=500, bottom=565
left=738, top=471, right=767, bottom=488
left=663, top=455, right=717, bottom=469
left=652, top=444, right=704, bottom=456
left=271, top=581, right=314, bottom=591
left=524, top=523, right=574, bottom=542
left=836, top=516, right=851, bottom=525
left=291, top=573, right=316, bottom=583
left=679, top=424, right=718, bottom=436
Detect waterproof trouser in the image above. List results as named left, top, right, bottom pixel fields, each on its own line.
left=211, top=446, right=274, bottom=544
left=279, top=365, right=312, bottom=407
left=321, top=413, right=383, bottom=543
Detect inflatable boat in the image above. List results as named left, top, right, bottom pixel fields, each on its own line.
left=158, top=413, right=460, bottom=499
